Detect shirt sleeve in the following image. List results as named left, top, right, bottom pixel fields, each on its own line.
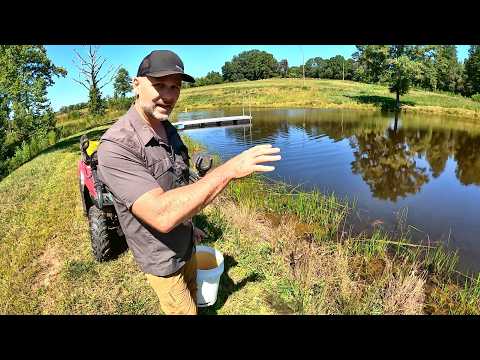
left=97, top=140, right=160, bottom=209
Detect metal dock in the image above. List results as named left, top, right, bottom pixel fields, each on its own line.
left=173, top=115, right=252, bottom=130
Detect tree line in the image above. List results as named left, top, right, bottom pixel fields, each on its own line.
left=185, top=46, right=480, bottom=102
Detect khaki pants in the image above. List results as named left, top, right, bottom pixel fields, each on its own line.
left=146, top=255, right=198, bottom=315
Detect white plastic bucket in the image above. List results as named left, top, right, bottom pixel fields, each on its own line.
left=195, top=245, right=224, bottom=307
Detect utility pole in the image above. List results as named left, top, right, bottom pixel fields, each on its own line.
left=299, top=45, right=305, bottom=87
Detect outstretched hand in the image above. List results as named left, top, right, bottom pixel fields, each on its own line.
left=223, top=144, right=281, bottom=180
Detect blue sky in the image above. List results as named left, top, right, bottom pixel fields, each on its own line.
left=45, top=45, right=472, bottom=112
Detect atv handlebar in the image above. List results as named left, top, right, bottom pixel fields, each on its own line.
left=189, top=153, right=213, bottom=183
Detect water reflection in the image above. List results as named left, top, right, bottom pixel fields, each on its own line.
left=350, top=123, right=429, bottom=201
left=183, top=108, right=480, bottom=272
left=216, top=109, right=480, bottom=199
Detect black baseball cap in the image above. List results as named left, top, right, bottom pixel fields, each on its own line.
left=136, top=50, right=195, bottom=83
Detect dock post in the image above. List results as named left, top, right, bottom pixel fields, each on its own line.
left=249, top=96, right=251, bottom=118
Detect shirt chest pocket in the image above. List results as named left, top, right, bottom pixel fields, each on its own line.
left=148, top=157, right=175, bottom=190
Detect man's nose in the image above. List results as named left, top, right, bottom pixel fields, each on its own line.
left=159, top=89, right=176, bottom=104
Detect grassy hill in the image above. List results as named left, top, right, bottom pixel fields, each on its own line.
left=173, top=79, right=480, bottom=119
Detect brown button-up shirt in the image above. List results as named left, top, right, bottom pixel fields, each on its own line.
left=97, top=106, right=193, bottom=277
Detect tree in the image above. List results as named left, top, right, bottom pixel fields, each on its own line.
left=464, top=45, right=480, bottom=97
left=221, top=60, right=245, bottom=82
left=327, top=55, right=348, bottom=80
left=287, top=66, right=303, bottom=78
left=352, top=45, right=390, bottom=83
left=0, top=45, right=66, bottom=145
left=113, top=67, right=132, bottom=98
left=72, top=45, right=119, bottom=116
left=190, top=71, right=223, bottom=87
left=305, top=57, right=325, bottom=78
left=199, top=71, right=224, bottom=86
left=222, top=50, right=279, bottom=82
left=384, top=46, right=424, bottom=110
left=0, top=113, right=8, bottom=175
left=433, top=45, right=463, bottom=93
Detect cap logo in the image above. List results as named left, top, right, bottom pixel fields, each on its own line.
left=175, top=65, right=183, bottom=71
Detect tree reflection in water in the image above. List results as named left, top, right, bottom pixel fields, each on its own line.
left=214, top=108, right=480, bottom=201
left=349, top=113, right=429, bottom=201
left=347, top=112, right=480, bottom=200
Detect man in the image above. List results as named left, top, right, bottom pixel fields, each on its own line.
left=97, top=50, right=281, bottom=315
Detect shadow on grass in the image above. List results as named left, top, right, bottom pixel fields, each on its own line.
left=347, top=95, right=416, bottom=112
left=192, top=213, right=264, bottom=315
left=198, top=255, right=263, bottom=315
left=44, top=127, right=108, bottom=156
left=193, top=213, right=224, bottom=245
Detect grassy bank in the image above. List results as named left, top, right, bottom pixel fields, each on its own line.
left=0, top=123, right=479, bottom=314
left=173, top=79, right=480, bottom=120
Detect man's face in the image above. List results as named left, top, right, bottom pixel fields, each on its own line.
left=133, top=74, right=182, bottom=121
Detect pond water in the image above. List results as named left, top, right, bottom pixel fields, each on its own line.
left=177, top=108, right=480, bottom=274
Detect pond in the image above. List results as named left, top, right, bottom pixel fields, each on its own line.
left=177, top=108, right=480, bottom=274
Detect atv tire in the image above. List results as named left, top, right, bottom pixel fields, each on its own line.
left=88, top=205, right=115, bottom=262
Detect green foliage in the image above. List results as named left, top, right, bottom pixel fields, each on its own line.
left=67, top=110, right=81, bottom=120
left=106, top=95, right=133, bottom=111
left=0, top=117, right=8, bottom=173
left=354, top=45, right=427, bottom=107
left=472, top=94, right=480, bottom=103
left=353, top=45, right=390, bottom=83
left=353, top=45, right=472, bottom=97
left=58, top=102, right=88, bottom=113
left=305, top=56, right=354, bottom=80
left=464, top=45, right=480, bottom=97
left=6, top=130, right=57, bottom=173
left=222, top=50, right=279, bottom=82
left=192, top=71, right=224, bottom=87
left=287, top=66, right=303, bottom=78
left=433, top=45, right=463, bottom=93
left=0, top=46, right=66, bottom=143
left=386, top=50, right=424, bottom=101
left=0, top=45, right=66, bottom=177
left=88, top=86, right=106, bottom=116
left=113, top=67, right=132, bottom=98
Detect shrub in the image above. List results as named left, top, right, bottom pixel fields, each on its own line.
left=471, top=94, right=480, bottom=103
left=67, top=110, right=81, bottom=120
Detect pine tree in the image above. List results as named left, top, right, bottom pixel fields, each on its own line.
left=464, top=45, right=480, bottom=97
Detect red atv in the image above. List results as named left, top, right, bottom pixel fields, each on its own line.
left=78, top=134, right=212, bottom=262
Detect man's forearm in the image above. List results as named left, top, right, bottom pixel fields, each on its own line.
left=153, top=164, right=233, bottom=231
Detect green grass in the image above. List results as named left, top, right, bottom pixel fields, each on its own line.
left=172, top=79, right=480, bottom=119
left=0, top=118, right=479, bottom=314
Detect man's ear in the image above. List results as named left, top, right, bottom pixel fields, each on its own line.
left=132, top=77, right=140, bottom=96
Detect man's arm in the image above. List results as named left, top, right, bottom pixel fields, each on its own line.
left=131, top=144, right=281, bottom=233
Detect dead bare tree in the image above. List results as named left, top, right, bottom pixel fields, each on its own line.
left=72, top=45, right=120, bottom=115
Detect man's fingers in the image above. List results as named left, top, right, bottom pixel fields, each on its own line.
left=255, top=155, right=282, bottom=164
left=253, top=165, right=276, bottom=172
left=254, top=144, right=273, bottom=149
left=248, top=144, right=273, bottom=153
left=255, top=147, right=281, bottom=156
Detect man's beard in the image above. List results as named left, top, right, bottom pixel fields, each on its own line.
left=143, top=102, right=170, bottom=121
